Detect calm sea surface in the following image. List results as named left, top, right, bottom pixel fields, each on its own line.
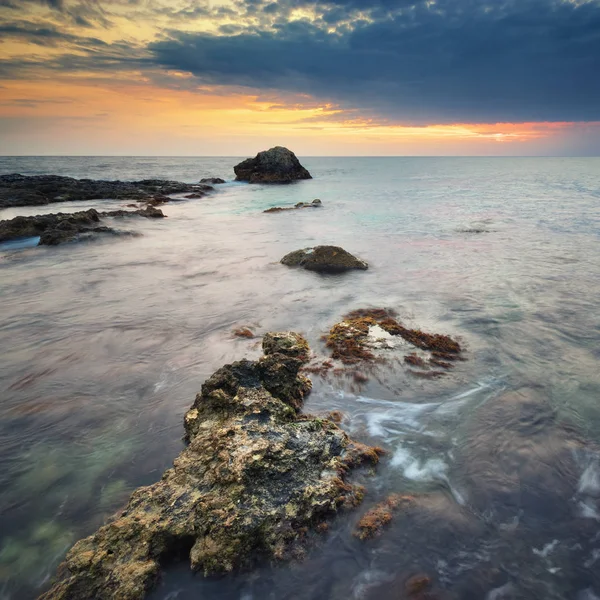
left=1, top=157, right=599, bottom=599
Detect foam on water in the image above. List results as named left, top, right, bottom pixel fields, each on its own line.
left=533, top=539, right=560, bottom=558
left=390, top=446, right=449, bottom=482
left=350, top=569, right=394, bottom=599
left=486, top=583, right=514, bottom=599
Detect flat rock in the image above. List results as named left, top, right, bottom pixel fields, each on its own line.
left=234, top=147, right=312, bottom=183
left=0, top=175, right=214, bottom=209
left=281, top=245, right=368, bottom=273
left=39, top=333, right=381, bottom=600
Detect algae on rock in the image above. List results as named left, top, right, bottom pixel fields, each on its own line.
left=40, top=332, right=381, bottom=600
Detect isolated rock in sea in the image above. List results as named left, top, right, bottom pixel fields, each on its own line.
left=0, top=174, right=214, bottom=209
left=0, top=207, right=162, bottom=246
left=40, top=332, right=382, bottom=600
left=200, top=177, right=226, bottom=184
left=234, top=147, right=312, bottom=183
left=281, top=245, right=368, bottom=273
left=264, top=199, right=322, bottom=213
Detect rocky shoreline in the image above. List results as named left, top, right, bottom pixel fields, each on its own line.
left=40, top=333, right=382, bottom=600
left=0, top=207, right=164, bottom=246
left=0, top=174, right=215, bottom=209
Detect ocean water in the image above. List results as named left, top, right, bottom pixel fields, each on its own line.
left=0, top=156, right=599, bottom=600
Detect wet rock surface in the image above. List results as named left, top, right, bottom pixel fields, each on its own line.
left=264, top=199, right=322, bottom=213
left=281, top=245, right=368, bottom=273
left=39, top=333, right=381, bottom=600
left=234, top=147, right=312, bottom=183
left=0, top=174, right=213, bottom=209
left=0, top=207, right=163, bottom=246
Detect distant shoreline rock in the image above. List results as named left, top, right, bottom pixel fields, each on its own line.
left=234, top=147, right=312, bottom=183
left=39, top=333, right=382, bottom=600
left=0, top=175, right=214, bottom=209
left=264, top=199, right=322, bottom=213
left=281, top=245, right=368, bottom=273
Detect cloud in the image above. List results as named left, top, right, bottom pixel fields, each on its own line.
left=149, top=0, right=600, bottom=124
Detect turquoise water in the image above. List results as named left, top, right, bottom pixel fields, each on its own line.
left=1, top=157, right=599, bottom=599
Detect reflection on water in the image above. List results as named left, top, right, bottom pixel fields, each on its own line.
left=1, top=157, right=600, bottom=599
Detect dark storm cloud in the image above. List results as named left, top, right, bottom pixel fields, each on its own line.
left=149, top=0, right=600, bottom=124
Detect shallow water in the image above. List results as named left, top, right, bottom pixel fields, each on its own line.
left=1, top=156, right=600, bottom=599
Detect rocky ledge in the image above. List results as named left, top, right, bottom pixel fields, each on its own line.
left=40, top=333, right=382, bottom=600
left=0, top=175, right=214, bottom=209
left=0, top=207, right=163, bottom=246
left=281, top=245, right=368, bottom=273
left=264, top=199, right=322, bottom=213
left=234, top=147, right=312, bottom=183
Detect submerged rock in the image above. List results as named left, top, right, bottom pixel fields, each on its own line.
left=323, top=308, right=463, bottom=372
left=40, top=332, right=382, bottom=600
left=0, top=207, right=161, bottom=246
left=264, top=199, right=322, bottom=213
left=200, top=177, right=226, bottom=184
left=0, top=174, right=214, bottom=209
left=234, top=147, right=312, bottom=183
left=281, top=245, right=368, bottom=273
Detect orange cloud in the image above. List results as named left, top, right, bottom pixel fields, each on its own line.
left=0, top=77, right=596, bottom=155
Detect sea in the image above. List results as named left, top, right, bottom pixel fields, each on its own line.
left=0, top=156, right=599, bottom=600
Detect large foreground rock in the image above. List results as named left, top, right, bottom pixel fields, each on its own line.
left=40, top=333, right=381, bottom=600
left=234, top=147, right=312, bottom=183
left=281, top=245, right=368, bottom=273
left=0, top=207, right=163, bottom=246
left=0, top=175, right=213, bottom=209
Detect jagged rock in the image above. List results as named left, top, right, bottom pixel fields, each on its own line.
left=39, top=333, right=381, bottom=600
left=281, top=246, right=368, bottom=273
left=200, top=178, right=226, bottom=184
left=234, top=147, right=312, bottom=183
left=264, top=199, right=322, bottom=213
left=0, top=207, right=160, bottom=246
left=0, top=175, right=214, bottom=209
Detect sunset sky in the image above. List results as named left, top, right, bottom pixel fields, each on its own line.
left=0, top=0, right=599, bottom=156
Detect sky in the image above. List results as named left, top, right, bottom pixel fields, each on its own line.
left=0, top=0, right=599, bottom=156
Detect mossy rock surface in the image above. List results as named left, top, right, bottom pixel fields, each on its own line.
left=40, top=332, right=380, bottom=600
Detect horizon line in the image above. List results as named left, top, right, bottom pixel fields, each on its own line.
left=1, top=155, right=599, bottom=159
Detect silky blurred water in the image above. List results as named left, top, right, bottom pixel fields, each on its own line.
left=1, top=157, right=599, bottom=599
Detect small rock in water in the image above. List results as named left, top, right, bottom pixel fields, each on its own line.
left=354, top=494, right=416, bottom=540
left=281, top=245, right=368, bottom=273
left=232, top=327, right=255, bottom=339
left=234, top=147, right=312, bottom=183
left=264, top=199, right=323, bottom=213
left=200, top=177, right=226, bottom=184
